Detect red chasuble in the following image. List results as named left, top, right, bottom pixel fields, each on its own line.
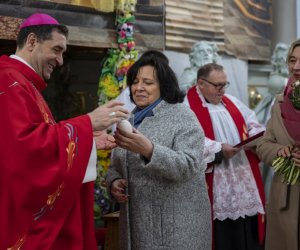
left=0, top=56, right=97, bottom=250
left=187, top=86, right=265, bottom=246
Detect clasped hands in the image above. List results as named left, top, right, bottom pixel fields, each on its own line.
left=277, top=145, right=300, bottom=167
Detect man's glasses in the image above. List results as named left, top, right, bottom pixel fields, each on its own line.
left=201, top=78, right=230, bottom=90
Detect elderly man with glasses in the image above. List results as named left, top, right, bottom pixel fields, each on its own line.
left=185, top=63, right=266, bottom=250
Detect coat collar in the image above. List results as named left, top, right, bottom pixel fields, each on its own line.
left=0, top=55, right=47, bottom=92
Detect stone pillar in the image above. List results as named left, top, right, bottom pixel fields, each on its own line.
left=272, top=0, right=297, bottom=49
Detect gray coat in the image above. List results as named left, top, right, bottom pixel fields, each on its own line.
left=256, top=95, right=299, bottom=250
left=106, top=101, right=211, bottom=250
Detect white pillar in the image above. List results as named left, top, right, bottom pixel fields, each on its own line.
left=297, top=0, right=300, bottom=37
left=272, top=0, right=297, bottom=48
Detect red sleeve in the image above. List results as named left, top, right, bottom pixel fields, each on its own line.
left=0, top=70, right=96, bottom=249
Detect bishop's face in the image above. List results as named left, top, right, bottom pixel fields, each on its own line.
left=30, top=30, right=67, bottom=80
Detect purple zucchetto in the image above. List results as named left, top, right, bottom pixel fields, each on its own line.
left=20, top=13, right=59, bottom=29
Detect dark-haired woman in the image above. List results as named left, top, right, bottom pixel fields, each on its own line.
left=106, top=50, right=211, bottom=250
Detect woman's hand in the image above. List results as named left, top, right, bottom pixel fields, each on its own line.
left=114, top=128, right=154, bottom=160
left=277, top=145, right=293, bottom=157
left=292, top=146, right=300, bottom=167
left=93, top=131, right=116, bottom=150
left=110, top=179, right=129, bottom=203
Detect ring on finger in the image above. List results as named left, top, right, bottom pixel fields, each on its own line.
left=109, top=111, right=116, bottom=117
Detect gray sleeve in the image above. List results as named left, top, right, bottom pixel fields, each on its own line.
left=105, top=148, right=124, bottom=192
left=143, top=114, right=205, bottom=182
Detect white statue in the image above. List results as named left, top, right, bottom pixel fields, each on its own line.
left=254, top=43, right=289, bottom=125
left=179, top=41, right=219, bottom=92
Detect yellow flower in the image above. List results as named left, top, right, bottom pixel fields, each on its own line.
left=97, top=149, right=111, bottom=158
left=104, top=84, right=120, bottom=98
left=99, top=159, right=111, bottom=171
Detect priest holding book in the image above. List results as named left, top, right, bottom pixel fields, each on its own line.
left=185, top=63, right=266, bottom=250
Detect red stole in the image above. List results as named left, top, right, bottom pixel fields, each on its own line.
left=0, top=56, right=97, bottom=250
left=187, top=86, right=265, bottom=246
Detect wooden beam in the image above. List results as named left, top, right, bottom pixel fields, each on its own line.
left=0, top=0, right=165, bottom=50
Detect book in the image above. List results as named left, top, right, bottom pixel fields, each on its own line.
left=234, top=131, right=265, bottom=149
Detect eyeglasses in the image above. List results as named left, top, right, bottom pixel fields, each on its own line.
left=201, top=78, right=230, bottom=90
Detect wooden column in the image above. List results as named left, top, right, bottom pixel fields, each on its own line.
left=103, top=211, right=120, bottom=250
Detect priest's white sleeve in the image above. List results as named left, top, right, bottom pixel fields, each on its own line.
left=82, top=140, right=97, bottom=183
left=204, top=137, right=222, bottom=173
